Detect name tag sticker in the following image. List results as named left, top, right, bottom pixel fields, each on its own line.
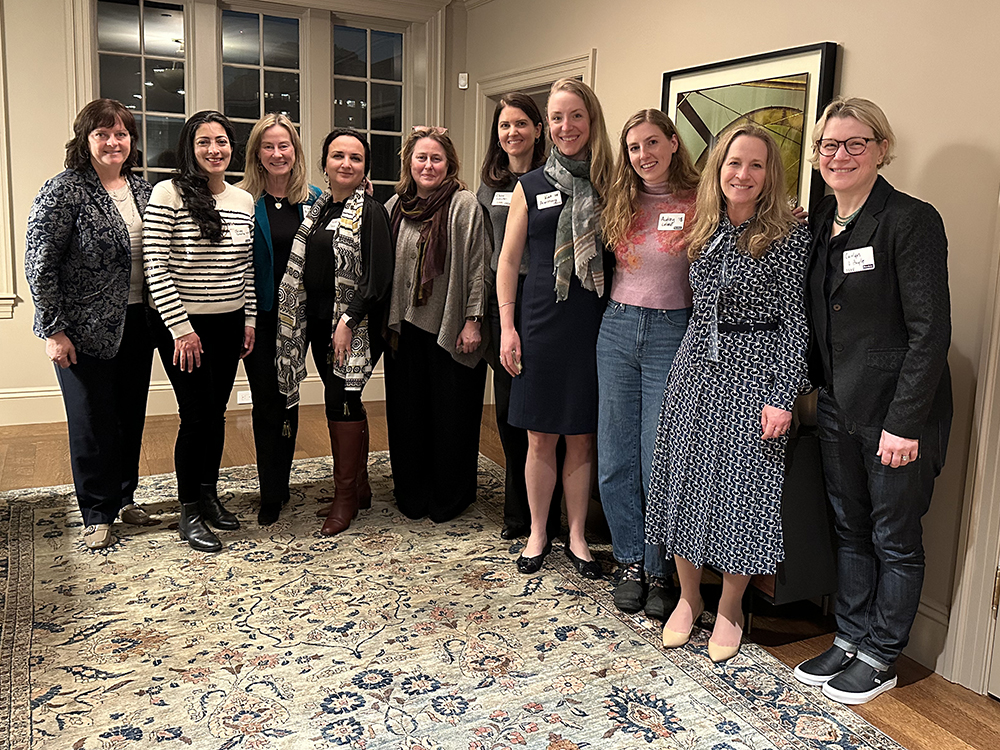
left=325, top=217, right=340, bottom=231
left=658, top=212, right=685, bottom=231
left=492, top=191, right=513, bottom=207
left=230, top=225, right=251, bottom=243
left=536, top=190, right=563, bottom=210
left=843, top=246, right=875, bottom=274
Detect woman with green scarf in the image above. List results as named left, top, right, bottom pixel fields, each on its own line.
left=496, top=79, right=615, bottom=578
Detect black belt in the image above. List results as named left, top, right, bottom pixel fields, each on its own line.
left=718, top=321, right=779, bottom=333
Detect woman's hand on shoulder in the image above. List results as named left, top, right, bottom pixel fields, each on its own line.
left=760, top=404, right=791, bottom=439
left=173, top=331, right=203, bottom=372
left=45, top=331, right=77, bottom=369
left=456, top=319, right=481, bottom=355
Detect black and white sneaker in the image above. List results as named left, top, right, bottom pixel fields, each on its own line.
left=793, top=644, right=855, bottom=686
left=821, top=658, right=897, bottom=705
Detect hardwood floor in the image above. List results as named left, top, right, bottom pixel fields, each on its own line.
left=2, top=403, right=998, bottom=749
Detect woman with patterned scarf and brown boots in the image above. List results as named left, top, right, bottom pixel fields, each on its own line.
left=276, top=128, right=394, bottom=535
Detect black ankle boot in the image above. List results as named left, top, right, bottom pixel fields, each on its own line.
left=179, top=502, right=223, bottom=552
left=199, top=484, right=240, bottom=530
left=257, top=499, right=281, bottom=526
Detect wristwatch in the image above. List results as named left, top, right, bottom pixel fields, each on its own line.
left=340, top=313, right=356, bottom=329
left=466, top=315, right=482, bottom=323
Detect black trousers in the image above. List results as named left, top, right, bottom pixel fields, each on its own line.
left=487, top=283, right=563, bottom=535
left=384, top=322, right=487, bottom=523
left=153, top=309, right=244, bottom=501
left=244, top=311, right=382, bottom=505
left=55, top=304, right=154, bottom=526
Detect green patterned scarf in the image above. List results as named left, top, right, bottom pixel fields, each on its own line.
left=543, top=148, right=604, bottom=302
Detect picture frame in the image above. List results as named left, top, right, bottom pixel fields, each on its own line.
left=661, top=42, right=838, bottom=212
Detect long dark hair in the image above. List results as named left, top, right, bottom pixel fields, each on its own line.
left=174, top=110, right=235, bottom=243
left=64, top=98, right=140, bottom=172
left=480, top=93, right=546, bottom=189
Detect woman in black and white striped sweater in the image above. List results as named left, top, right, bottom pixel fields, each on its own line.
left=143, top=110, right=256, bottom=553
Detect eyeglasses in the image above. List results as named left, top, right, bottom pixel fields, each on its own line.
left=816, top=137, right=879, bottom=157
left=412, top=125, right=448, bottom=135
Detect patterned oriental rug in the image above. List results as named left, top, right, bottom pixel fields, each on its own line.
left=0, top=454, right=905, bottom=750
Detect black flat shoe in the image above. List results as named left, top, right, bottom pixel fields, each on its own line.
left=566, top=544, right=603, bottom=579
left=501, top=523, right=530, bottom=540
left=516, top=540, right=552, bottom=574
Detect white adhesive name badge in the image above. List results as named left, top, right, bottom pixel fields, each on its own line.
left=325, top=217, right=340, bottom=231
left=658, top=212, right=685, bottom=231
left=492, top=191, right=513, bottom=207
left=843, top=246, right=875, bottom=274
left=230, top=225, right=251, bottom=243
left=536, top=190, right=563, bottom=210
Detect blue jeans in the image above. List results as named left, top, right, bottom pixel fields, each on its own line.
left=597, top=300, right=691, bottom=577
left=816, top=389, right=948, bottom=669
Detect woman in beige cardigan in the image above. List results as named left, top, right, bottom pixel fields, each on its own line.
left=384, top=127, right=489, bottom=523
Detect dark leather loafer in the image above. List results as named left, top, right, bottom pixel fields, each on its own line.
left=501, top=523, right=530, bottom=540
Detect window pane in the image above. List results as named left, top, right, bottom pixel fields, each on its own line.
left=143, top=2, right=184, bottom=58
left=334, top=26, right=366, bottom=78
left=145, top=115, right=184, bottom=170
left=370, top=134, right=401, bottom=182
left=371, top=31, right=402, bottom=82
left=370, top=84, right=401, bottom=132
left=222, top=11, right=259, bottom=65
left=264, top=70, right=300, bottom=122
left=97, top=0, right=140, bottom=54
left=224, top=66, right=260, bottom=120
left=144, top=58, right=185, bottom=113
left=133, top=118, right=144, bottom=166
left=263, top=16, right=298, bottom=69
left=228, top=120, right=255, bottom=173
left=147, top=170, right=173, bottom=186
left=372, top=183, right=395, bottom=205
left=334, top=78, right=367, bottom=128
left=100, top=54, right=142, bottom=110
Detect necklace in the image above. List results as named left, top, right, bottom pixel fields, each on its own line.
left=107, top=183, right=137, bottom=226
left=267, top=192, right=286, bottom=210
left=834, top=205, right=863, bottom=227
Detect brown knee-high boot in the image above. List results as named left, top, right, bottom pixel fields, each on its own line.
left=321, top=419, right=366, bottom=535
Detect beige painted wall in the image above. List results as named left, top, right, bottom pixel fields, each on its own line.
left=456, top=0, right=1000, bottom=669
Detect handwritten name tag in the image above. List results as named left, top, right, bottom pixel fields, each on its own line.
left=658, top=212, right=685, bottom=231
left=492, top=191, right=513, bottom=207
left=536, top=190, right=563, bottom=210
left=843, top=246, right=875, bottom=274
left=230, top=225, right=251, bottom=244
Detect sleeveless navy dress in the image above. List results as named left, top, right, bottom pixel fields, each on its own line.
left=508, top=167, right=607, bottom=435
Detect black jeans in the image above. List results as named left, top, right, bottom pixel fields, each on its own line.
left=56, top=304, right=153, bottom=525
left=816, top=388, right=949, bottom=668
left=153, top=309, right=244, bottom=501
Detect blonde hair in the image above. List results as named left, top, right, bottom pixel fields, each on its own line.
left=548, top=78, right=613, bottom=201
left=809, top=96, right=896, bottom=169
left=602, top=109, right=699, bottom=250
left=236, top=114, right=310, bottom=204
left=686, top=122, right=796, bottom=261
left=395, top=127, right=465, bottom=198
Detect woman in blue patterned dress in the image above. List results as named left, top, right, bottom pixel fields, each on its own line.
left=646, top=123, right=811, bottom=662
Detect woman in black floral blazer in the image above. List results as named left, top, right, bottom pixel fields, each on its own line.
left=25, top=99, right=155, bottom=550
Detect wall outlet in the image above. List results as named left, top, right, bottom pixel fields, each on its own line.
left=237, top=390, right=253, bottom=405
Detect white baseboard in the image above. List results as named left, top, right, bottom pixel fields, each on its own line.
left=906, top=596, right=951, bottom=670
left=0, top=373, right=386, bottom=426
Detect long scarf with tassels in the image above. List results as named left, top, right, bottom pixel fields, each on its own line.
left=389, top=180, right=460, bottom=305
left=276, top=184, right=371, bottom=407
left=543, top=148, right=604, bottom=302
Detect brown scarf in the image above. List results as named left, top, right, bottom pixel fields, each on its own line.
left=389, top=180, right=460, bottom=305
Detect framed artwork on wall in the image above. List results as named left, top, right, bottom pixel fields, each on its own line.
left=661, top=42, right=838, bottom=212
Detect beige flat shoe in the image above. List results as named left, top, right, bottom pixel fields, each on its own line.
left=662, top=600, right=704, bottom=648
left=120, top=503, right=151, bottom=525
left=83, top=524, right=113, bottom=550
left=708, top=614, right=744, bottom=663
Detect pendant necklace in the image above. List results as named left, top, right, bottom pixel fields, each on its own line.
left=834, top=205, right=863, bottom=227
left=268, top=192, right=285, bottom=210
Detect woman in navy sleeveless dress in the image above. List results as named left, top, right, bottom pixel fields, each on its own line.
left=495, top=79, right=614, bottom=578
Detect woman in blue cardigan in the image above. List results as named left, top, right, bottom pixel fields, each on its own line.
left=25, top=98, right=154, bottom=550
left=237, top=114, right=320, bottom=525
